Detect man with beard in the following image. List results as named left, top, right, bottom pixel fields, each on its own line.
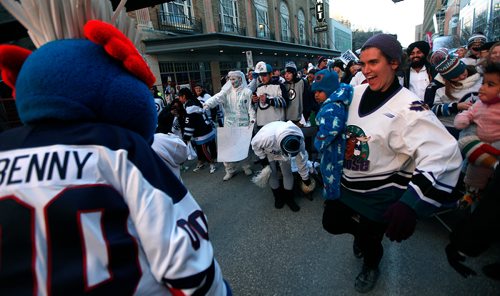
left=403, top=41, right=435, bottom=100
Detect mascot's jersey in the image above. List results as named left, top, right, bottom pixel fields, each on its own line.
left=0, top=123, right=229, bottom=296
left=342, top=84, right=462, bottom=211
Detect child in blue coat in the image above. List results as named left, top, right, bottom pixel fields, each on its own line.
left=311, top=67, right=353, bottom=200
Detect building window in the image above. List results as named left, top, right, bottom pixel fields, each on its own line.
left=334, top=29, right=351, bottom=52
left=493, top=1, right=500, bottom=40
left=255, top=0, right=270, bottom=38
left=220, top=0, right=239, bottom=33
left=473, top=1, right=489, bottom=34
left=311, top=17, right=318, bottom=46
left=298, top=9, right=306, bottom=45
left=159, top=62, right=213, bottom=94
left=280, top=2, right=291, bottom=42
left=161, top=0, right=193, bottom=26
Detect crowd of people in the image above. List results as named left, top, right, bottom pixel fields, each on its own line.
left=0, top=0, right=499, bottom=293
left=148, top=32, right=500, bottom=292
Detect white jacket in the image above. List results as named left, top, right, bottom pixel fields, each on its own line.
left=205, top=86, right=255, bottom=127
left=251, top=121, right=309, bottom=180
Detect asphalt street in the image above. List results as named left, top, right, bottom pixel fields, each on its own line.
left=181, top=160, right=500, bottom=296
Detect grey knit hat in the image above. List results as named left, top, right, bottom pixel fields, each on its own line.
left=285, top=61, right=297, bottom=74
left=362, top=34, right=402, bottom=63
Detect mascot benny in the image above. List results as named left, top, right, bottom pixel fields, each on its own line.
left=0, top=1, right=231, bottom=295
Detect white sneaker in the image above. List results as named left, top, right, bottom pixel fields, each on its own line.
left=209, top=164, right=216, bottom=174
left=223, top=172, right=234, bottom=181
left=243, top=167, right=253, bottom=176
left=193, top=163, right=205, bottom=172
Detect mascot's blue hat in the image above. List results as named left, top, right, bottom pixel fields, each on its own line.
left=2, top=20, right=157, bottom=142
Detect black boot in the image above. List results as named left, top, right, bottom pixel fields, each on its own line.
left=353, top=236, right=363, bottom=259
left=271, top=187, right=285, bottom=209
left=283, top=189, right=300, bottom=212
left=483, top=262, right=500, bottom=281
left=355, top=264, right=380, bottom=293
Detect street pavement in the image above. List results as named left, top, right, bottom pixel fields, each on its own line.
left=181, top=160, right=500, bottom=296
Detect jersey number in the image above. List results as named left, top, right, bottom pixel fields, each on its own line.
left=0, top=185, right=141, bottom=295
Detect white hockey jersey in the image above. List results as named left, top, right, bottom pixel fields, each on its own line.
left=0, top=123, right=230, bottom=296
left=342, top=84, right=463, bottom=212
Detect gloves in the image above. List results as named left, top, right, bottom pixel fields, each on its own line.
left=259, top=157, right=270, bottom=168
left=445, top=243, right=477, bottom=278
left=459, top=136, right=500, bottom=169
left=382, top=201, right=417, bottom=242
left=252, top=71, right=258, bottom=79
left=301, top=178, right=316, bottom=194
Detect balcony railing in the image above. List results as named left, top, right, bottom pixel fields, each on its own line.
left=281, top=34, right=295, bottom=43
left=157, top=12, right=202, bottom=33
left=311, top=40, right=321, bottom=47
left=218, top=22, right=246, bottom=35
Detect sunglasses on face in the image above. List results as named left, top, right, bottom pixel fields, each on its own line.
left=471, top=47, right=481, bottom=51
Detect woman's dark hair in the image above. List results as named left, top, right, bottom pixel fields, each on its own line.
left=156, top=106, right=174, bottom=134
left=178, top=88, right=202, bottom=107
left=341, top=60, right=356, bottom=84
left=483, top=61, right=500, bottom=75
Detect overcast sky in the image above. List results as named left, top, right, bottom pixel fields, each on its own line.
left=330, top=0, right=425, bottom=47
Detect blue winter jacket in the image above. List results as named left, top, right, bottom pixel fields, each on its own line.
left=314, top=84, right=353, bottom=200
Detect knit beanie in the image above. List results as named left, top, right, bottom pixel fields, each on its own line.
left=317, top=56, right=327, bottom=65
left=362, top=33, right=402, bottom=63
left=467, top=33, right=487, bottom=49
left=430, top=48, right=466, bottom=80
left=406, top=40, right=430, bottom=57
left=285, top=61, right=297, bottom=74
left=311, top=69, right=340, bottom=97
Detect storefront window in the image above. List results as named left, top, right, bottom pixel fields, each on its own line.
left=159, top=62, right=212, bottom=94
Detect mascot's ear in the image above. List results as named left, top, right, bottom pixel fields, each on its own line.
left=0, top=45, right=32, bottom=98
